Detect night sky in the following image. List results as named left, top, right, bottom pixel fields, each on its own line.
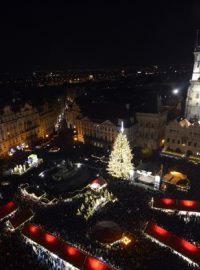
left=1, top=1, right=200, bottom=71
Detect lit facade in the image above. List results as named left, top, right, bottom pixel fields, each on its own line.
left=66, top=102, right=167, bottom=149
left=164, top=39, right=200, bottom=159
left=66, top=102, right=137, bottom=147
left=136, top=112, right=167, bottom=149
left=0, top=102, right=61, bottom=156
left=164, top=119, right=200, bottom=157
left=185, top=44, right=200, bottom=120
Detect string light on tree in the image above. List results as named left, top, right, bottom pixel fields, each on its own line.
left=107, top=121, right=134, bottom=179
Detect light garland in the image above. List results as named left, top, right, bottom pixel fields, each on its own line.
left=121, top=236, right=132, bottom=246
left=23, top=236, right=79, bottom=270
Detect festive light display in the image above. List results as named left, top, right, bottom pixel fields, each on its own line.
left=107, top=123, right=133, bottom=179
left=121, top=236, right=131, bottom=246
left=77, top=189, right=117, bottom=220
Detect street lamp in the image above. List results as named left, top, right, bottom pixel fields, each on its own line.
left=129, top=169, right=134, bottom=180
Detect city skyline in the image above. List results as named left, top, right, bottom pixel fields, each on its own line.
left=1, top=1, right=200, bottom=71
left=2, top=4, right=200, bottom=269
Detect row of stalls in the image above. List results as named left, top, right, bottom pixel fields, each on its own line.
left=0, top=200, right=116, bottom=270
left=20, top=183, right=58, bottom=205
left=146, top=197, right=200, bottom=266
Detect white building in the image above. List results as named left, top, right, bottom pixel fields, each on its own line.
left=164, top=34, right=200, bottom=159
left=185, top=37, right=200, bottom=121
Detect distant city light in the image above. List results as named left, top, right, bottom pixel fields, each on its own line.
left=173, top=89, right=179, bottom=94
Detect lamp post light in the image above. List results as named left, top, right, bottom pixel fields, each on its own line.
left=154, top=175, right=161, bottom=190
left=129, top=169, right=134, bottom=180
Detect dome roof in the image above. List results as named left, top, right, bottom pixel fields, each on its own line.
left=91, top=221, right=122, bottom=244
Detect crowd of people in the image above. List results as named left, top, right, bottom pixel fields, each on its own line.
left=0, top=233, right=48, bottom=270
left=1, top=162, right=200, bottom=270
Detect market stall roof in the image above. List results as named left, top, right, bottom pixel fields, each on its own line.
left=22, top=223, right=116, bottom=270
left=0, top=201, right=17, bottom=220
left=145, top=222, right=200, bottom=265
left=163, top=171, right=188, bottom=185
left=9, top=208, right=34, bottom=230
left=152, top=197, right=200, bottom=212
left=90, top=178, right=107, bottom=189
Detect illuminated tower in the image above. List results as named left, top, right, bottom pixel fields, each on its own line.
left=185, top=30, right=200, bottom=121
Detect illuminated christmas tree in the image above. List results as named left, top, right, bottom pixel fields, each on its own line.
left=107, top=122, right=134, bottom=179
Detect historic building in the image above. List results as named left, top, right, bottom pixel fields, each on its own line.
left=164, top=34, right=200, bottom=160
left=164, top=118, right=200, bottom=157
left=136, top=111, right=167, bottom=149
left=185, top=36, right=200, bottom=121
left=66, top=101, right=137, bottom=148
left=66, top=99, right=167, bottom=150
left=0, top=101, right=62, bottom=156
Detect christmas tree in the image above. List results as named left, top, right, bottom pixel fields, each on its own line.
left=107, top=122, right=134, bottom=179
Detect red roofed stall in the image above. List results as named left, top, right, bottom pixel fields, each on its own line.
left=153, top=198, right=177, bottom=210
left=61, top=243, right=86, bottom=269
left=22, top=223, right=116, bottom=270
left=83, top=256, right=110, bottom=270
left=152, top=198, right=200, bottom=212
left=9, top=208, right=34, bottom=230
left=145, top=222, right=200, bottom=265
left=178, top=200, right=200, bottom=211
left=0, top=201, right=18, bottom=220
left=90, top=178, right=107, bottom=190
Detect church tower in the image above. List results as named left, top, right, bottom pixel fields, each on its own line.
left=185, top=30, right=200, bottom=121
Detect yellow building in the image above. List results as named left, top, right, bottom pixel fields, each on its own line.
left=0, top=101, right=61, bottom=156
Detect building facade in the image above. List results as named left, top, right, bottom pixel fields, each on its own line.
left=0, top=102, right=62, bottom=156
left=66, top=101, right=167, bottom=150
left=164, top=119, right=200, bottom=157
left=164, top=37, right=200, bottom=159
left=136, top=111, right=167, bottom=149
left=66, top=102, right=137, bottom=148
left=185, top=42, right=200, bottom=121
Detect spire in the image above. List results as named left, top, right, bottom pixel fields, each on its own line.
left=194, top=29, right=200, bottom=52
